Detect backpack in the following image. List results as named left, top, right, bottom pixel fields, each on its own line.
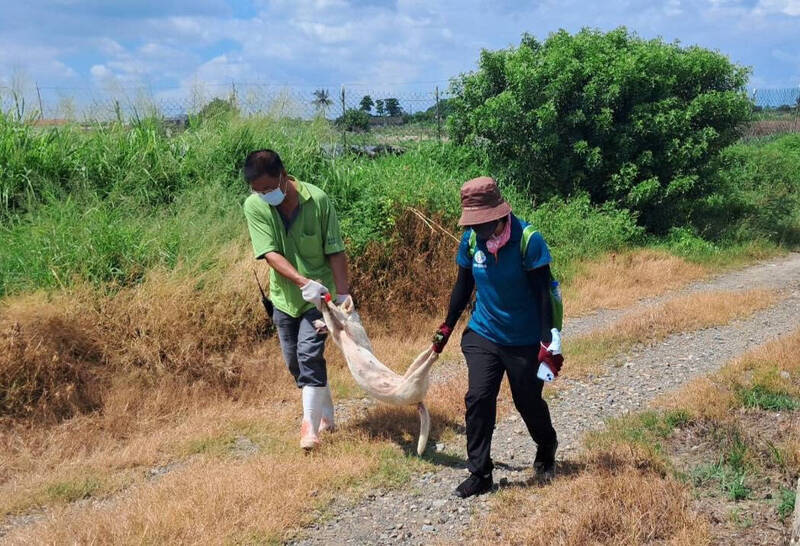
left=467, top=224, right=563, bottom=331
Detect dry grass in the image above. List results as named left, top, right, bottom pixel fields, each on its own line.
left=350, top=209, right=459, bottom=326
left=0, top=292, right=458, bottom=540
left=565, top=289, right=778, bottom=378
left=566, top=249, right=709, bottom=318
left=0, top=211, right=781, bottom=542
left=469, top=446, right=709, bottom=546
left=0, top=360, right=452, bottom=543
left=0, top=212, right=457, bottom=423
left=467, top=323, right=799, bottom=546
left=655, top=327, right=800, bottom=423
left=2, top=423, right=428, bottom=545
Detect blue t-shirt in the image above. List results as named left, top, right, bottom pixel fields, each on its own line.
left=456, top=214, right=552, bottom=346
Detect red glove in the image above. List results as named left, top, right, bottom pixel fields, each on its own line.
left=432, top=323, right=453, bottom=353
left=538, top=341, right=564, bottom=377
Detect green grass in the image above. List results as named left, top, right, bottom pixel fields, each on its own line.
left=2, top=114, right=798, bottom=299
left=777, top=485, right=796, bottom=521
left=0, top=114, right=645, bottom=296
left=692, top=461, right=750, bottom=501
left=44, top=475, right=103, bottom=503
left=584, top=410, right=692, bottom=467
left=691, top=428, right=753, bottom=501
left=737, top=385, right=800, bottom=411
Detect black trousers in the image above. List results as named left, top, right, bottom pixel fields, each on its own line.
left=461, top=329, right=557, bottom=476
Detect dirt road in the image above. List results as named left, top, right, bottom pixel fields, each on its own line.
left=289, top=253, right=800, bottom=545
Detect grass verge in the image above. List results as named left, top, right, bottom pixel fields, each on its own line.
left=467, top=326, right=800, bottom=545
left=564, top=289, right=779, bottom=378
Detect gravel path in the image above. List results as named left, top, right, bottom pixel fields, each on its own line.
left=288, top=253, right=800, bottom=546
left=565, top=252, right=800, bottom=338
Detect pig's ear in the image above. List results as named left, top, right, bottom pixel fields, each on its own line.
left=342, top=295, right=355, bottom=313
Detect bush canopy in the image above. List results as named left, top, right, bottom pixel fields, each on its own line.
left=448, top=27, right=752, bottom=232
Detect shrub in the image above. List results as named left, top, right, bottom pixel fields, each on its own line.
left=336, top=108, right=370, bottom=132
left=694, top=134, right=800, bottom=244
left=449, top=27, right=752, bottom=233
left=195, top=97, right=238, bottom=122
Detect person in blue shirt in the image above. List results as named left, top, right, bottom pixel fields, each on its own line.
left=432, top=176, right=564, bottom=498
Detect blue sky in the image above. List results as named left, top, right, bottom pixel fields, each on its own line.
left=0, top=0, right=798, bottom=100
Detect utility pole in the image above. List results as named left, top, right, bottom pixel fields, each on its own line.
left=35, top=83, right=44, bottom=120
left=341, top=85, right=347, bottom=149
left=435, top=85, right=441, bottom=141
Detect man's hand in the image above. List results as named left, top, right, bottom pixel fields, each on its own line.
left=301, top=280, right=329, bottom=309
left=538, top=341, right=564, bottom=377
left=432, top=323, right=453, bottom=354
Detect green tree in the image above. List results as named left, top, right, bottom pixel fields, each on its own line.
left=196, top=97, right=238, bottom=121
left=384, top=98, right=402, bottom=117
left=449, top=28, right=752, bottom=232
left=359, top=95, right=374, bottom=113
left=336, top=108, right=370, bottom=132
left=375, top=99, right=385, bottom=117
left=312, top=89, right=332, bottom=113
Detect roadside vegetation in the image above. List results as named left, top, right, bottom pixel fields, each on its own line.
left=2, top=26, right=799, bottom=543
left=470, top=327, right=800, bottom=545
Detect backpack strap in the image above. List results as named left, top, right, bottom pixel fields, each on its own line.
left=468, top=229, right=477, bottom=257
left=520, top=224, right=537, bottom=260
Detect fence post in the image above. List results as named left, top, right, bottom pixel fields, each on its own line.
left=341, top=85, right=347, bottom=150
left=231, top=82, right=238, bottom=111
left=794, top=85, right=800, bottom=133
left=435, top=85, right=441, bottom=141
left=35, top=83, right=44, bottom=120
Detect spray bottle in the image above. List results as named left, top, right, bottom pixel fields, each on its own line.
left=537, top=328, right=561, bottom=382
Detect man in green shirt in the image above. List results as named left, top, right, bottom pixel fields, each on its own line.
left=243, top=149, right=350, bottom=450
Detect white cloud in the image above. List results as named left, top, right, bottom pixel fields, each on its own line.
left=90, top=64, right=111, bottom=79
left=295, top=21, right=354, bottom=43
left=2, top=0, right=800, bottom=97
left=754, top=0, right=800, bottom=16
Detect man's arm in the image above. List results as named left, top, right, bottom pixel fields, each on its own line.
left=327, top=251, right=350, bottom=296
left=264, top=251, right=310, bottom=288
left=526, top=265, right=554, bottom=344
left=432, top=266, right=475, bottom=353
left=445, top=266, right=475, bottom=328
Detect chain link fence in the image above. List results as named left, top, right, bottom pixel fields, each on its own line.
left=0, top=82, right=457, bottom=147
left=742, top=87, right=800, bottom=139
left=1, top=82, right=797, bottom=142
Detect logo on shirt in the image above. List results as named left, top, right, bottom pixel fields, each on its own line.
left=474, top=250, right=487, bottom=268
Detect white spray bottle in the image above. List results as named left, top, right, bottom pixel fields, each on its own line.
left=537, top=328, right=561, bottom=382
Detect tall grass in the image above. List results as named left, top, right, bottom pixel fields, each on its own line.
left=694, top=133, right=800, bottom=245
left=0, top=114, right=641, bottom=297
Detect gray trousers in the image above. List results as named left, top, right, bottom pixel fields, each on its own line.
left=273, top=307, right=328, bottom=388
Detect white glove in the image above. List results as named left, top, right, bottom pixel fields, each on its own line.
left=301, top=280, right=329, bottom=309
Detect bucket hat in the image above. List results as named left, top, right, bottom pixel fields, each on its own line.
left=457, top=176, right=511, bottom=226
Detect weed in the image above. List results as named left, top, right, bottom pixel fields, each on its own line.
left=766, top=440, right=788, bottom=470
left=737, top=385, right=799, bottom=411
left=584, top=410, right=692, bottom=473
left=44, top=475, right=103, bottom=504
left=692, top=460, right=751, bottom=501
left=777, top=485, right=796, bottom=521
left=728, top=507, right=753, bottom=528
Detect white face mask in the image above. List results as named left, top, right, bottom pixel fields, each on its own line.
left=255, top=176, right=286, bottom=206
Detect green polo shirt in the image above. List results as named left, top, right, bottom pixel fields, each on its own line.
left=243, top=179, right=345, bottom=318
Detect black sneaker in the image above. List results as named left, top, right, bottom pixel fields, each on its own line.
left=534, top=440, right=558, bottom=481
left=454, top=473, right=493, bottom=498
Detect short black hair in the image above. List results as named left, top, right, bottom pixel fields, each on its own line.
left=243, top=149, right=284, bottom=184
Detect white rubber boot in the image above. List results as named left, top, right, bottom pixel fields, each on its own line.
left=318, top=385, right=335, bottom=434
left=300, top=386, right=324, bottom=450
